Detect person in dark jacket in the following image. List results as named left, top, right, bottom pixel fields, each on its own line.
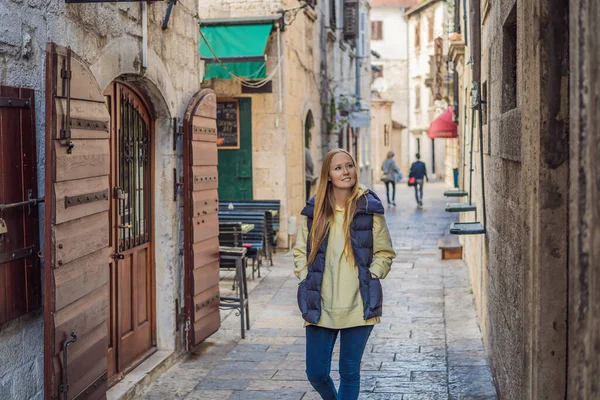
left=409, top=153, right=429, bottom=206
left=294, top=149, right=396, bottom=400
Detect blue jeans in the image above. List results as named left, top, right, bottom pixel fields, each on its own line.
left=414, top=179, right=424, bottom=203
left=305, top=325, right=374, bottom=400
left=384, top=181, right=396, bottom=204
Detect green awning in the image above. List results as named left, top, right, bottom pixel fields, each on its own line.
left=200, top=23, right=273, bottom=81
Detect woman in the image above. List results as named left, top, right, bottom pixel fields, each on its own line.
left=294, top=149, right=396, bottom=400
left=381, top=150, right=402, bottom=207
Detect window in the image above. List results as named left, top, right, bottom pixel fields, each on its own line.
left=330, top=0, right=337, bottom=29
left=428, top=15, right=434, bottom=42
left=384, top=124, right=390, bottom=146
left=414, top=22, right=421, bottom=49
left=371, top=21, right=383, bottom=40
left=415, top=85, right=421, bottom=110
left=360, top=9, right=368, bottom=56
left=502, top=5, right=517, bottom=112
left=454, top=0, right=461, bottom=33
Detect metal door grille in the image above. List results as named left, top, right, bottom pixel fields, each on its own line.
left=119, top=90, right=150, bottom=251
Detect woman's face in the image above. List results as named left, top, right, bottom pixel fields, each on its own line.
left=329, top=152, right=357, bottom=189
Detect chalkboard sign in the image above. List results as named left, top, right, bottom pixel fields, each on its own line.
left=216, top=99, right=240, bottom=149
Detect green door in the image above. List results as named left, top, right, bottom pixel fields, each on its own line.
left=218, top=98, right=253, bottom=200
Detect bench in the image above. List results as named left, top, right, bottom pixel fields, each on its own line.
left=218, top=211, right=267, bottom=279
left=438, top=234, right=463, bottom=260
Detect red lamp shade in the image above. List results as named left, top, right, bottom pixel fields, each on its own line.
left=427, top=106, right=458, bottom=139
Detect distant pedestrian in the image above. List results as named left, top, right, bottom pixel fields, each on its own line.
left=305, top=147, right=315, bottom=201
left=409, top=153, right=429, bottom=206
left=381, top=150, right=403, bottom=207
left=294, top=149, right=396, bottom=400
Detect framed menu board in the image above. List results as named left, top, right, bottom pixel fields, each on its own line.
left=216, top=99, right=240, bottom=149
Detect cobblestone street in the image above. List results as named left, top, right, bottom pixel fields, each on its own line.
left=142, top=182, right=497, bottom=400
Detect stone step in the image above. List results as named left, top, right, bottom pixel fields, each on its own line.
left=438, top=235, right=463, bottom=260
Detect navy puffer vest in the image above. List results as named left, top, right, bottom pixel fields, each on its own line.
left=297, top=190, right=385, bottom=324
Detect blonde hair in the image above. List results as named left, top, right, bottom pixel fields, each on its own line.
left=307, top=149, right=362, bottom=266
left=386, top=150, right=395, bottom=159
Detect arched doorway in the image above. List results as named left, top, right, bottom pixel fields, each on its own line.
left=104, top=82, right=155, bottom=381
left=304, top=111, right=315, bottom=201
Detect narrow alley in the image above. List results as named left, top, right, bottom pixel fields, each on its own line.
left=141, top=182, right=497, bottom=400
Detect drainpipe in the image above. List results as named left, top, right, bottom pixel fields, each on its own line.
left=142, top=2, right=148, bottom=73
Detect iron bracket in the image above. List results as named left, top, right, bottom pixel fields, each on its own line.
left=162, top=0, right=177, bottom=30
left=59, top=331, right=77, bottom=400
left=0, top=97, right=31, bottom=108
left=0, top=245, right=35, bottom=264
left=70, top=118, right=109, bottom=132
left=173, top=168, right=183, bottom=201
left=65, top=189, right=109, bottom=208
left=60, top=47, right=74, bottom=154
left=196, top=294, right=220, bottom=312
left=0, top=192, right=44, bottom=212
left=172, top=117, right=183, bottom=150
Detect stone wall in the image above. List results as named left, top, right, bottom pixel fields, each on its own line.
left=568, top=1, right=600, bottom=398
left=0, top=0, right=202, bottom=395
left=459, top=0, right=571, bottom=398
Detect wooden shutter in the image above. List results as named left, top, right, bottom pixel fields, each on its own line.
left=44, top=44, right=111, bottom=400
left=183, top=89, right=221, bottom=349
left=343, top=0, right=359, bottom=41
left=0, top=86, right=40, bottom=325
left=415, top=22, right=421, bottom=48
left=371, top=21, right=383, bottom=41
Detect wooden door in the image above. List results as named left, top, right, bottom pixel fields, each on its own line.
left=217, top=98, right=253, bottom=200
left=183, top=89, right=221, bottom=349
left=104, top=82, right=155, bottom=379
left=44, top=44, right=111, bottom=400
left=0, top=86, right=40, bottom=325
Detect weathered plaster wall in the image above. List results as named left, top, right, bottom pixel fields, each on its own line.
left=0, top=0, right=201, bottom=395
left=371, top=97, right=394, bottom=179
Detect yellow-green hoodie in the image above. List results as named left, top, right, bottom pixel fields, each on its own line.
left=293, top=185, right=396, bottom=329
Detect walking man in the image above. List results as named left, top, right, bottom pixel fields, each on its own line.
left=409, top=153, right=429, bottom=206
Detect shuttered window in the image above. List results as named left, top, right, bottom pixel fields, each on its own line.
left=343, top=0, right=359, bottom=41
left=0, top=86, right=41, bottom=326
left=330, top=0, right=337, bottom=29
left=371, top=21, right=383, bottom=40
left=415, top=22, right=421, bottom=48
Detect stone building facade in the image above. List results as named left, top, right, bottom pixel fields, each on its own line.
left=369, top=0, right=416, bottom=174
left=0, top=0, right=204, bottom=398
left=451, top=0, right=599, bottom=398
left=199, top=0, right=372, bottom=246
left=406, top=0, right=449, bottom=180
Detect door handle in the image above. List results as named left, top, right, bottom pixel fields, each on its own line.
left=118, top=224, right=132, bottom=230
left=112, top=253, right=125, bottom=261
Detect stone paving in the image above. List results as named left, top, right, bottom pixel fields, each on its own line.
left=142, top=182, right=498, bottom=400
